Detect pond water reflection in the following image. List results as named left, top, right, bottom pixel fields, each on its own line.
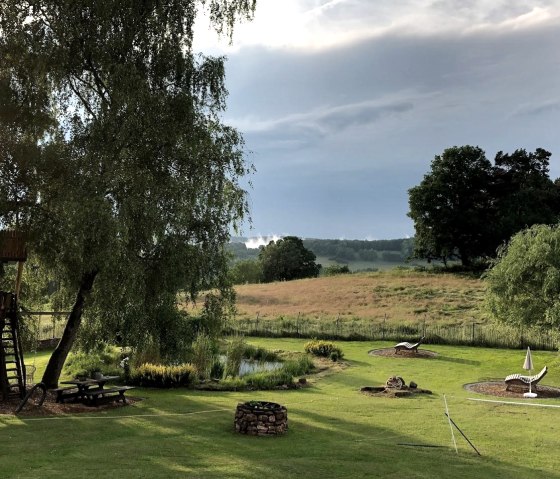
left=220, top=356, right=283, bottom=377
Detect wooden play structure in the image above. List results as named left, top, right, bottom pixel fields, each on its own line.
left=0, top=230, right=28, bottom=400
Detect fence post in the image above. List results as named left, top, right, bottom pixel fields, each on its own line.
left=472, top=322, right=475, bottom=344
left=382, top=314, right=386, bottom=340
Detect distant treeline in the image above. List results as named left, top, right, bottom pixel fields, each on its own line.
left=227, top=237, right=414, bottom=264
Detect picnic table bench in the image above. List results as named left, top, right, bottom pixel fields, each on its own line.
left=81, top=386, right=135, bottom=406
left=55, top=376, right=134, bottom=406
left=52, top=386, right=80, bottom=403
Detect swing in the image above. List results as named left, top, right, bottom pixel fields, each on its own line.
left=24, top=315, right=40, bottom=386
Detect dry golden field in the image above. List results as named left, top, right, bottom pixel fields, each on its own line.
left=231, top=269, right=487, bottom=326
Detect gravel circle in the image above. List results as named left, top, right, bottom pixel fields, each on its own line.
left=464, top=381, right=560, bottom=398
left=368, top=348, right=438, bottom=358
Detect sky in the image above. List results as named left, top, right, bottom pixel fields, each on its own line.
left=195, top=0, right=560, bottom=240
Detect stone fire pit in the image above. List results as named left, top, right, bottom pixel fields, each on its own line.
left=235, top=401, right=288, bottom=436
left=361, top=376, right=432, bottom=398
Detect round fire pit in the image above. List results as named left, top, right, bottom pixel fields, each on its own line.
left=234, top=401, right=288, bottom=436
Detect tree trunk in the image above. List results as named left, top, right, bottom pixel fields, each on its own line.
left=41, top=270, right=98, bottom=388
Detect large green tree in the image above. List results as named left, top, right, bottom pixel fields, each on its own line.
left=0, top=0, right=256, bottom=387
left=259, top=236, right=321, bottom=282
left=408, top=145, right=495, bottom=266
left=485, top=224, right=560, bottom=329
left=492, top=148, right=560, bottom=242
left=408, top=145, right=560, bottom=267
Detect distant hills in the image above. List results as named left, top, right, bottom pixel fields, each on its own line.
left=228, top=237, right=415, bottom=270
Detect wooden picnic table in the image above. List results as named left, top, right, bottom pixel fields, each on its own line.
left=56, top=376, right=133, bottom=405
left=61, top=375, right=119, bottom=390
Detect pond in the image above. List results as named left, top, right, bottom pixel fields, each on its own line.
left=220, top=356, right=283, bottom=377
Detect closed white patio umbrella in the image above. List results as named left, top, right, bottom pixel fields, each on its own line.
left=523, top=347, right=537, bottom=398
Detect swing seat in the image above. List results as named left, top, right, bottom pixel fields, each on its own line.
left=505, top=366, right=547, bottom=391
left=25, top=364, right=36, bottom=385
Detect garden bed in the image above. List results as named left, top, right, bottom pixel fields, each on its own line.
left=464, top=381, right=560, bottom=398
left=368, top=348, right=438, bottom=358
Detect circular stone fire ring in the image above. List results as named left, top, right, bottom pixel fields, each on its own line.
left=235, top=401, right=288, bottom=436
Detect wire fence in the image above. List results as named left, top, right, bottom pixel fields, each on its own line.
left=20, top=311, right=69, bottom=350
left=24, top=311, right=559, bottom=352
left=225, top=316, right=559, bottom=351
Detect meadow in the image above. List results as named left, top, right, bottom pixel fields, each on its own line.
left=231, top=269, right=486, bottom=325
left=3, top=339, right=560, bottom=478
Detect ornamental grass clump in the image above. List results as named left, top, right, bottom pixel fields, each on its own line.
left=282, top=355, right=315, bottom=376
left=304, top=340, right=344, bottom=360
left=243, top=369, right=294, bottom=390
left=224, top=335, right=246, bottom=378
left=304, top=339, right=343, bottom=359
left=243, top=344, right=280, bottom=362
left=129, top=363, right=197, bottom=388
left=191, top=332, right=217, bottom=380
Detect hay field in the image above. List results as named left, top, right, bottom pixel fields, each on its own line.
left=232, top=269, right=486, bottom=326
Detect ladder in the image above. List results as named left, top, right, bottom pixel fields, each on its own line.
left=0, top=292, right=26, bottom=400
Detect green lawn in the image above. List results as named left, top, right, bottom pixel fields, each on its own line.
left=3, top=340, right=560, bottom=478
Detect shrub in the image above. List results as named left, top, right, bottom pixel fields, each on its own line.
left=282, top=355, right=315, bottom=376
left=243, top=344, right=280, bottom=362
left=64, top=346, right=122, bottom=378
left=128, top=363, right=197, bottom=388
left=329, top=351, right=340, bottom=361
left=210, top=359, right=225, bottom=380
left=323, top=264, right=351, bottom=276
left=216, top=376, right=246, bottom=391
left=244, top=369, right=294, bottom=390
left=130, top=341, right=161, bottom=367
left=304, top=340, right=344, bottom=359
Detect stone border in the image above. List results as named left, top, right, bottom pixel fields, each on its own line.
left=368, top=348, right=438, bottom=358
left=464, top=381, right=560, bottom=399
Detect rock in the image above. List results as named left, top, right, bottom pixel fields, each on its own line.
left=409, top=381, right=417, bottom=389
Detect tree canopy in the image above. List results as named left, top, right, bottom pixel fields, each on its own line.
left=259, top=236, right=321, bottom=282
left=485, top=224, right=560, bottom=329
left=0, top=0, right=256, bottom=386
left=408, top=145, right=560, bottom=266
left=408, top=146, right=494, bottom=266
left=493, top=148, right=560, bottom=242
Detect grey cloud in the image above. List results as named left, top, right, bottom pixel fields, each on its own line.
left=513, top=100, right=560, bottom=117
left=238, top=99, right=414, bottom=152
left=319, top=101, right=413, bottom=131
left=225, top=8, right=560, bottom=238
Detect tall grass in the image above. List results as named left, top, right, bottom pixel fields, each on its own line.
left=191, top=332, right=217, bottom=380
left=225, top=318, right=558, bottom=351
left=224, top=335, right=246, bottom=378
